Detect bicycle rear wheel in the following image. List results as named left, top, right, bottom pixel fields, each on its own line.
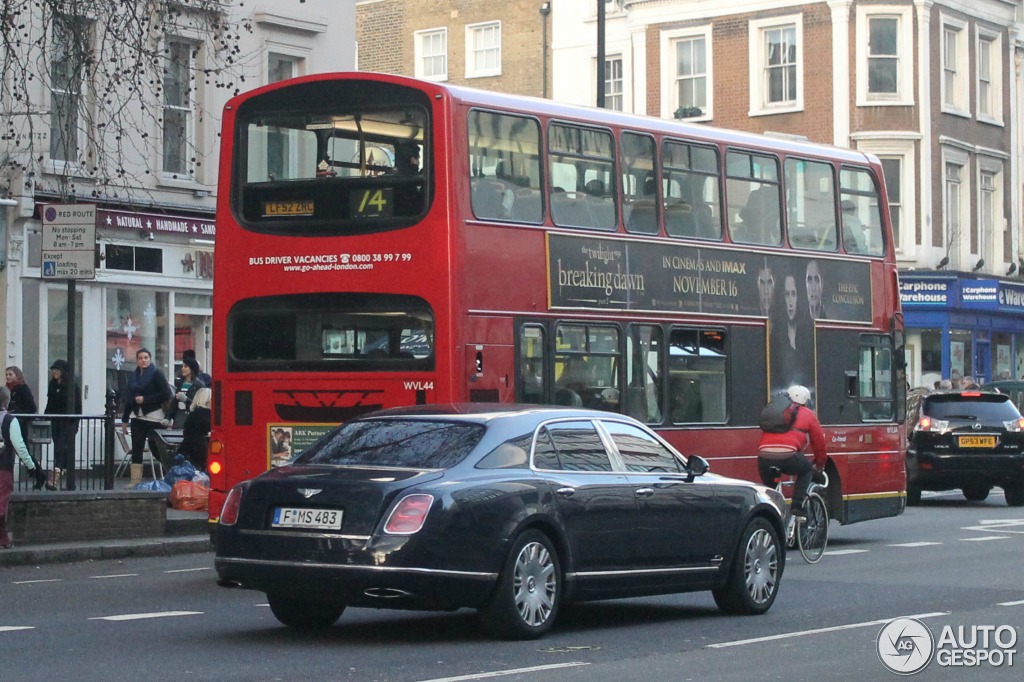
left=796, top=493, right=828, bottom=563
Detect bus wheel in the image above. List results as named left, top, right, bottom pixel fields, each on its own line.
left=267, top=593, right=345, bottom=630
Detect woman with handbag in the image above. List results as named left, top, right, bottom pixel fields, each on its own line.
left=121, top=348, right=172, bottom=487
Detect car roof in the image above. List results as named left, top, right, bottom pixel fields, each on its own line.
left=357, top=403, right=630, bottom=424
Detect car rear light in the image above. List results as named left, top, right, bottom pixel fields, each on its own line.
left=915, top=416, right=949, bottom=432
left=383, top=494, right=434, bottom=535
left=961, top=392, right=982, bottom=397
left=219, top=486, right=244, bottom=526
left=1004, top=418, right=1024, bottom=432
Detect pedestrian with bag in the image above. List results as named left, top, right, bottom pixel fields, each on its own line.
left=757, top=385, right=828, bottom=516
left=1, top=386, right=43, bottom=548
left=121, top=348, right=173, bottom=487
left=5, top=365, right=46, bottom=489
left=44, top=359, right=82, bottom=491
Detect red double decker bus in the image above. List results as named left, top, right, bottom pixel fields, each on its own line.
left=207, top=72, right=906, bottom=526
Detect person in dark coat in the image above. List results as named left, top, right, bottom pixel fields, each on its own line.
left=5, top=366, right=45, bottom=489
left=121, top=348, right=172, bottom=486
left=177, top=387, right=211, bottom=471
left=168, top=358, right=206, bottom=429
left=44, top=359, right=82, bottom=491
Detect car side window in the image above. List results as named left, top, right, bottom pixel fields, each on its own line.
left=601, top=421, right=683, bottom=473
left=476, top=434, right=533, bottom=469
left=538, top=420, right=613, bottom=472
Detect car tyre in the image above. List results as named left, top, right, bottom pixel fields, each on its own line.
left=1004, top=484, right=1024, bottom=507
left=962, top=484, right=990, bottom=502
left=480, top=529, right=560, bottom=640
left=906, top=483, right=921, bottom=506
left=713, top=517, right=781, bottom=615
left=267, top=593, right=345, bottom=630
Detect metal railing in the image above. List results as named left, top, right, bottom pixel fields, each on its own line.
left=12, top=413, right=120, bottom=492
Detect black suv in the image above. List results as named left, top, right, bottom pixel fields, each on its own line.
left=907, top=391, right=1024, bottom=506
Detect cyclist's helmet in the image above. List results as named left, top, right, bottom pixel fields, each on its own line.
left=787, top=385, right=811, bottom=406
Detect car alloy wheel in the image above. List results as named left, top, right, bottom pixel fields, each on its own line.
left=481, top=529, right=561, bottom=639
left=713, top=518, right=781, bottom=615
left=744, top=526, right=780, bottom=605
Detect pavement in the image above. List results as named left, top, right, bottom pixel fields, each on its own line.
left=0, top=508, right=213, bottom=568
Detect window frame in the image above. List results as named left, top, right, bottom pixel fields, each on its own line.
left=942, top=147, right=969, bottom=269
left=414, top=27, right=448, bottom=82
left=48, top=14, right=91, bottom=168
left=940, top=16, right=969, bottom=116
left=852, top=136, right=917, bottom=259
left=748, top=15, right=803, bottom=116
left=660, top=26, right=712, bottom=122
left=161, top=37, right=196, bottom=179
left=465, top=21, right=501, bottom=79
left=976, top=156, right=1005, bottom=269
left=975, top=28, right=1003, bottom=126
left=855, top=7, right=914, bottom=106
left=604, top=54, right=624, bottom=111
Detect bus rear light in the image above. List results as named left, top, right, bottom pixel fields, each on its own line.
left=208, top=459, right=223, bottom=475
left=383, top=494, right=433, bottom=534
left=209, top=439, right=224, bottom=455
left=220, top=486, right=244, bottom=526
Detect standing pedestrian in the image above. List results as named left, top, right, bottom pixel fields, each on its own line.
left=168, top=357, right=205, bottom=429
left=178, top=387, right=212, bottom=471
left=44, top=359, right=82, bottom=491
left=181, top=348, right=212, bottom=386
left=5, top=366, right=45, bottom=489
left=1, top=387, right=42, bottom=547
left=121, top=348, right=172, bottom=487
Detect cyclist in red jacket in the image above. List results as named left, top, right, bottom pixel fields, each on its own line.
left=758, top=385, right=828, bottom=516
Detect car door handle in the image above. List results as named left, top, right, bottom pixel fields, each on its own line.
left=556, top=487, right=576, bottom=497
left=635, top=487, right=655, bottom=497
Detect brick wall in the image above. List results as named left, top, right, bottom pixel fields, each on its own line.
left=8, top=491, right=168, bottom=543
left=356, top=0, right=547, bottom=97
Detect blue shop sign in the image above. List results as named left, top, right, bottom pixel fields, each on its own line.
left=960, top=280, right=999, bottom=309
left=900, top=277, right=952, bottom=306
left=998, top=282, right=1024, bottom=312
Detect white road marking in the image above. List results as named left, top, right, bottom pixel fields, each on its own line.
left=90, top=573, right=138, bottom=579
left=998, top=599, right=1024, bottom=607
left=0, top=626, right=35, bottom=632
left=164, top=567, right=211, bottom=574
left=707, top=612, right=950, bottom=648
left=89, top=611, right=203, bottom=621
left=12, top=579, right=62, bottom=585
left=963, top=519, right=1024, bottom=534
left=960, top=536, right=1008, bottom=542
left=415, top=663, right=590, bottom=682
left=823, top=549, right=870, bottom=555
left=889, top=542, right=942, bottom=548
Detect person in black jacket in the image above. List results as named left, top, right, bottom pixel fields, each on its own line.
left=167, top=358, right=205, bottom=429
left=1, top=386, right=42, bottom=548
left=44, top=359, right=82, bottom=491
left=120, top=348, right=172, bottom=487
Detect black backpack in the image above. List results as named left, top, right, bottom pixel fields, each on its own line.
left=759, top=392, right=798, bottom=433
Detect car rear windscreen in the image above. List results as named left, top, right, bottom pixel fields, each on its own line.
left=924, top=396, right=1022, bottom=421
left=296, top=419, right=486, bottom=468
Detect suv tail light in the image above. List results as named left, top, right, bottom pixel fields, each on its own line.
left=383, top=494, right=434, bottom=534
left=1004, top=418, right=1024, bottom=432
left=915, top=416, right=949, bottom=432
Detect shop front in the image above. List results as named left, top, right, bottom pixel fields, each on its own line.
left=6, top=203, right=214, bottom=417
left=900, top=274, right=1024, bottom=389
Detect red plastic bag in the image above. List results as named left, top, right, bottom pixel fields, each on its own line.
left=169, top=480, right=210, bottom=511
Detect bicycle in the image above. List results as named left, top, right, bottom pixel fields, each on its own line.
left=768, top=466, right=830, bottom=563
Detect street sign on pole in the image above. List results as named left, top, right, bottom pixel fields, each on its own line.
left=41, top=203, right=97, bottom=280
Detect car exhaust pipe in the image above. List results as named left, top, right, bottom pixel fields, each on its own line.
left=363, top=587, right=412, bottom=599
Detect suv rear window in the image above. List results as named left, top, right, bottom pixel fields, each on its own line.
left=922, top=394, right=1022, bottom=422
left=297, top=419, right=485, bottom=468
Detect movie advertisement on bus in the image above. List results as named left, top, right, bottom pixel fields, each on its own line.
left=547, top=233, right=872, bottom=324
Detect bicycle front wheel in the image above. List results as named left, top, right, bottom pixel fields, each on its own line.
left=796, top=493, right=828, bottom=563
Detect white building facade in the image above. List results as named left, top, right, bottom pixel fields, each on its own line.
left=0, top=1, right=355, bottom=415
